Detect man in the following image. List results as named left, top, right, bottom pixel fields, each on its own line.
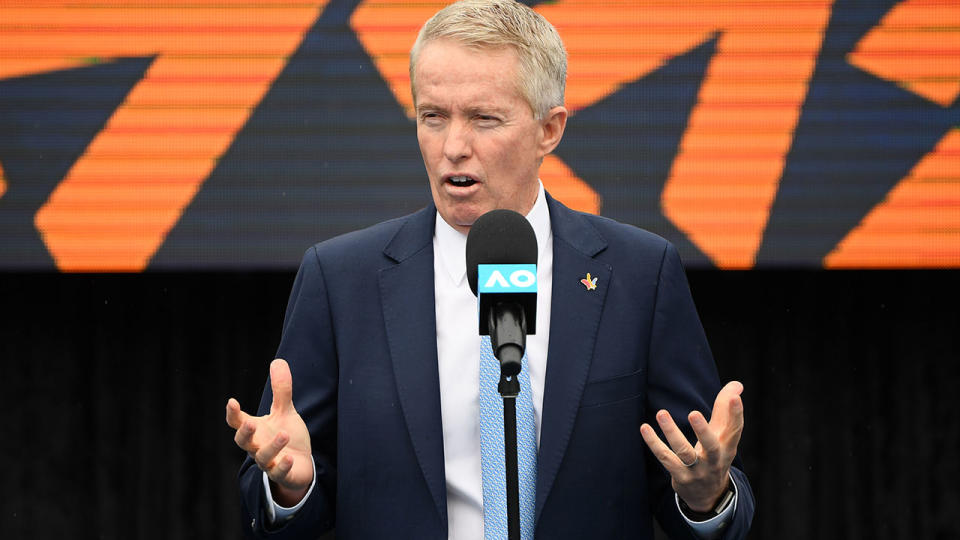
left=225, top=1, right=755, bottom=538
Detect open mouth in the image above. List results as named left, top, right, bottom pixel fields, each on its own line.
left=446, top=175, right=478, bottom=187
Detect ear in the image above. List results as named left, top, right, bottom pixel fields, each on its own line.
left=538, top=105, right=568, bottom=157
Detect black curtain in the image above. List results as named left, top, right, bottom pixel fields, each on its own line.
left=2, top=270, right=957, bottom=539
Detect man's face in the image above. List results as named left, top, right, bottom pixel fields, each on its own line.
left=414, top=39, right=565, bottom=234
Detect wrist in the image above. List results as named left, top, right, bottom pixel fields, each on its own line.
left=678, top=477, right=735, bottom=521
left=271, top=482, right=310, bottom=507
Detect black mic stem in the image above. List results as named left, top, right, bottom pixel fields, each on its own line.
left=488, top=301, right=526, bottom=377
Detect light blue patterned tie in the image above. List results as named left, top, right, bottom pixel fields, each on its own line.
left=479, top=335, right=537, bottom=539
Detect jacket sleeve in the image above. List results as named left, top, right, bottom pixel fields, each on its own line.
left=238, top=246, right=339, bottom=538
left=644, top=242, right=755, bottom=539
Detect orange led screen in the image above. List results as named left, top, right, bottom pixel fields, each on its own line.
left=1, top=0, right=958, bottom=270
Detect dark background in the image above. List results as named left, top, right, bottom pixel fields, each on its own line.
left=2, top=269, right=957, bottom=539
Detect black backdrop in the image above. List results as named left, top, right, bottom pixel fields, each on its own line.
left=2, top=270, right=958, bottom=539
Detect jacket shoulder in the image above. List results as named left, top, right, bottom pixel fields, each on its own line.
left=549, top=195, right=672, bottom=262
left=306, top=207, right=433, bottom=267
left=581, top=212, right=670, bottom=253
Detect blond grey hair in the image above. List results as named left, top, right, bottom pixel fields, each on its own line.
left=409, top=0, right=567, bottom=120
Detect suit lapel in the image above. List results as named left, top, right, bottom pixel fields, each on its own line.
left=378, top=207, right=448, bottom=528
left=536, top=195, right=610, bottom=525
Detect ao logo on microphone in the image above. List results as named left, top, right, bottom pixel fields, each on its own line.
left=478, top=264, right=537, bottom=294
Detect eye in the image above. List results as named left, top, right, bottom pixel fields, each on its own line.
left=475, top=114, right=501, bottom=127
left=419, top=111, right=445, bottom=127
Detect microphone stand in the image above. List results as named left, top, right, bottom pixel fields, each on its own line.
left=489, top=302, right=526, bottom=540
left=498, top=371, right=521, bottom=540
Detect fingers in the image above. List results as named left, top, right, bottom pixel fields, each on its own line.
left=267, top=455, right=295, bottom=484
left=234, top=418, right=257, bottom=451
left=640, top=409, right=701, bottom=474
left=270, top=358, right=294, bottom=415
left=656, top=410, right=699, bottom=466
left=225, top=398, right=250, bottom=430
left=228, top=399, right=263, bottom=455
left=640, top=422, right=683, bottom=474
left=255, top=430, right=291, bottom=472
left=689, top=411, right=721, bottom=464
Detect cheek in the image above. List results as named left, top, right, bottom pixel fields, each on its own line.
left=498, top=138, right=538, bottom=175
left=417, top=134, right=439, bottom=169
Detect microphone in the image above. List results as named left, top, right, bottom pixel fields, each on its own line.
left=466, top=209, right=537, bottom=377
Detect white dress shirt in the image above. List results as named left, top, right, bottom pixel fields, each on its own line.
left=264, top=182, right=735, bottom=538
left=433, top=183, right=553, bottom=538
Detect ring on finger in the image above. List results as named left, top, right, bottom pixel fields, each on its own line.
left=680, top=453, right=699, bottom=468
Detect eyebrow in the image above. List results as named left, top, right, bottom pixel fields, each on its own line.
left=465, top=106, right=506, bottom=117
left=415, top=102, right=446, bottom=114
left=415, top=103, right=507, bottom=117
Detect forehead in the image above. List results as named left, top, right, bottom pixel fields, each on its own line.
left=414, top=39, right=524, bottom=108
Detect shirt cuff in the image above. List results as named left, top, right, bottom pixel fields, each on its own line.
left=262, top=455, right=317, bottom=525
left=675, top=472, right=738, bottom=540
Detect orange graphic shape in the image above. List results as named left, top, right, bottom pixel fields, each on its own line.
left=539, top=154, right=601, bottom=215
left=830, top=0, right=960, bottom=267
left=847, top=0, right=960, bottom=107
left=660, top=1, right=835, bottom=269
left=352, top=1, right=834, bottom=268
left=825, top=129, right=960, bottom=267
left=1, top=0, right=329, bottom=271
left=0, top=162, right=6, bottom=200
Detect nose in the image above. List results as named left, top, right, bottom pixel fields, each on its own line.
left=442, top=119, right=473, bottom=163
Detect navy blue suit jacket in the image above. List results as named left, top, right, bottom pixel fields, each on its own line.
left=239, top=194, right=755, bottom=538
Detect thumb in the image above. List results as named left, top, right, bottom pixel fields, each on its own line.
left=270, top=358, right=295, bottom=415
left=710, top=380, right=744, bottom=426
left=721, top=380, right=744, bottom=398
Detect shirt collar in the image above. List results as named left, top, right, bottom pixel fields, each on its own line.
left=435, top=181, right=551, bottom=286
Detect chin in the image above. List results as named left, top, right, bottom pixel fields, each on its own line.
left=454, top=217, right=478, bottom=231
left=446, top=207, right=484, bottom=227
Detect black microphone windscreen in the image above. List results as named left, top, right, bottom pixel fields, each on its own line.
left=465, top=209, right=538, bottom=296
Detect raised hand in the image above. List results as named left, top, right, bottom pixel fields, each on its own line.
left=226, top=358, right=314, bottom=506
left=640, top=381, right=745, bottom=512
